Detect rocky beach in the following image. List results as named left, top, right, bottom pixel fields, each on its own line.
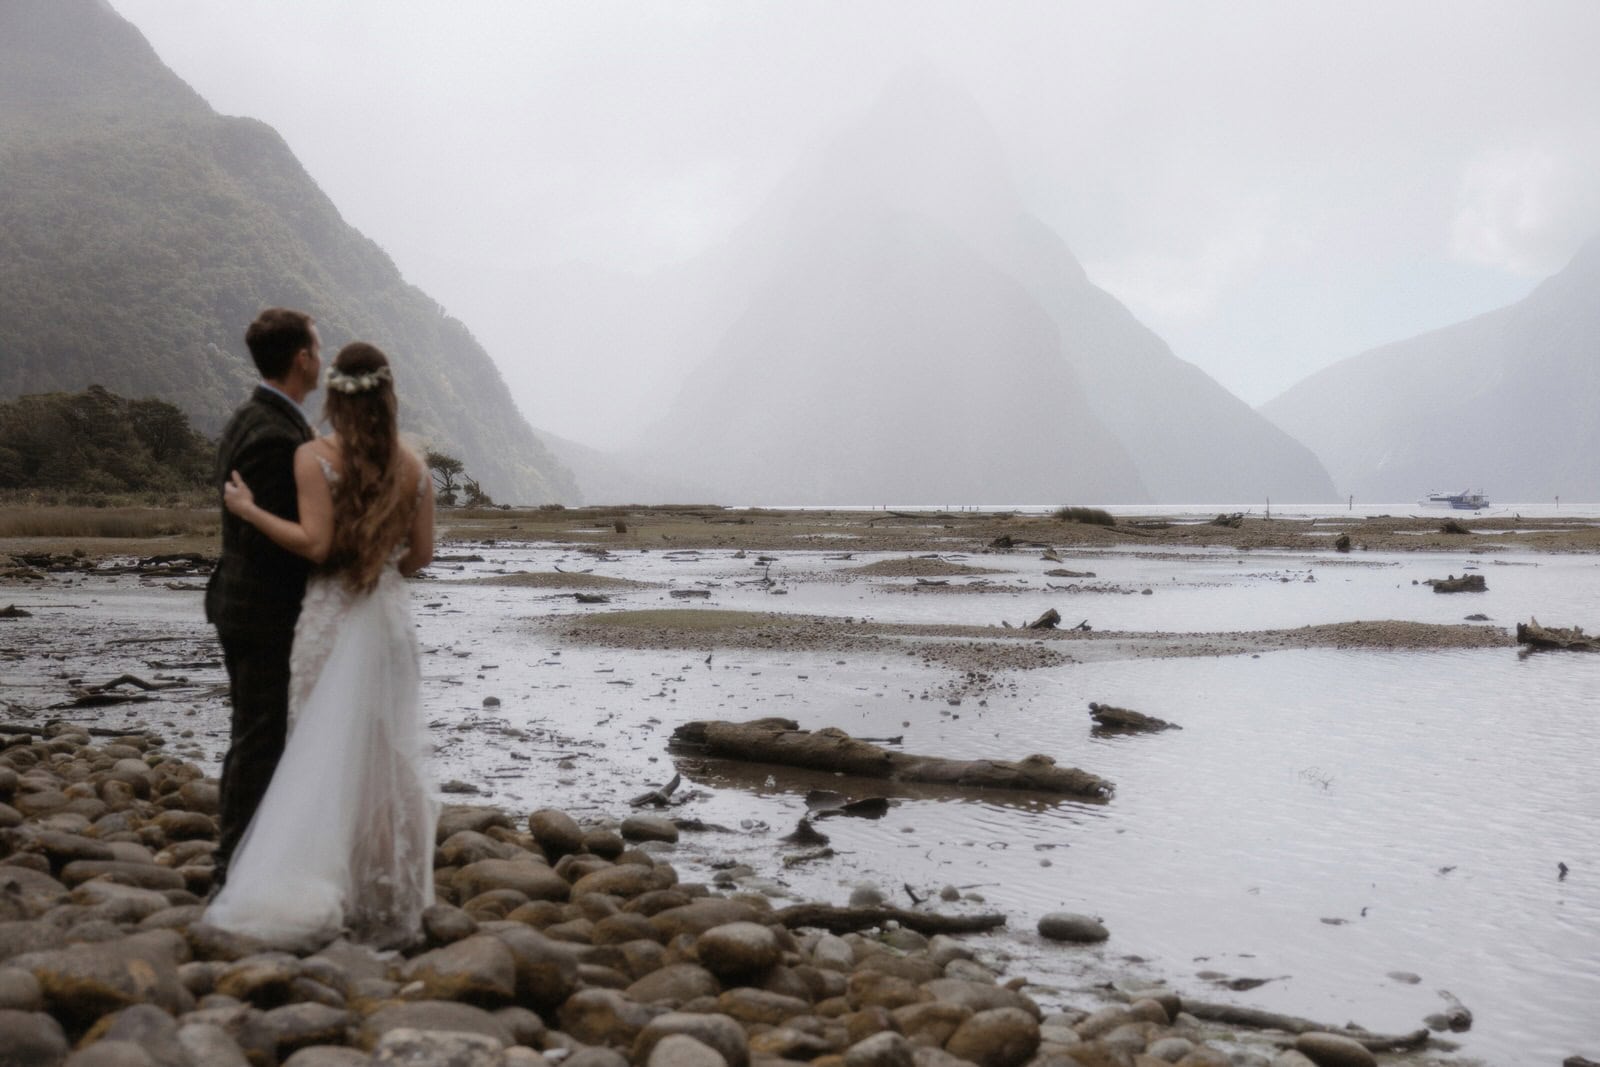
left=2, top=505, right=1598, bottom=1066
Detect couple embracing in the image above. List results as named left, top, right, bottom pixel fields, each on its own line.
left=203, top=307, right=438, bottom=949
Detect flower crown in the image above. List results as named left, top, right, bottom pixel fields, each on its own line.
left=326, top=365, right=392, bottom=394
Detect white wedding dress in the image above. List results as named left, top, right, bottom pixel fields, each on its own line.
left=206, top=464, right=436, bottom=948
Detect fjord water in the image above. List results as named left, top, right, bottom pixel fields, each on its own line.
left=13, top=534, right=1596, bottom=1063
left=398, top=536, right=1600, bottom=1064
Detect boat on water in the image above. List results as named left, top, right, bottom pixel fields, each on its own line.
left=1420, top=489, right=1490, bottom=510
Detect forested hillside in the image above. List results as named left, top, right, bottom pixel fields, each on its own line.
left=0, top=0, right=576, bottom=503
left=0, top=385, right=211, bottom=493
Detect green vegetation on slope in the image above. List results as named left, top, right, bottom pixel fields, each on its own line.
left=0, top=385, right=211, bottom=493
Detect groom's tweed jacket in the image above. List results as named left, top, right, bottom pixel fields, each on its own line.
left=205, top=386, right=314, bottom=638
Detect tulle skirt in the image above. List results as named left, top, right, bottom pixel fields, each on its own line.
left=204, top=569, right=436, bottom=948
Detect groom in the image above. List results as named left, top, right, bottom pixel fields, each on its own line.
left=205, top=308, right=321, bottom=888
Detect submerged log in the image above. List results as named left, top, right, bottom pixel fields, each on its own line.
left=1516, top=617, right=1600, bottom=652
left=670, top=717, right=1113, bottom=799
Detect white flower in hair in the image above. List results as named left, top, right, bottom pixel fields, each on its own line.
left=326, top=365, right=392, bottom=394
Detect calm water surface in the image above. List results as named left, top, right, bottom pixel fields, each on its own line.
left=406, top=540, right=1600, bottom=1064
left=8, top=537, right=1597, bottom=1064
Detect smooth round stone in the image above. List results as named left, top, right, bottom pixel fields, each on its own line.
left=624, top=963, right=720, bottom=1005
left=1293, top=1032, right=1378, bottom=1067
left=358, top=1001, right=513, bottom=1050
left=647, top=1034, right=729, bottom=1067
left=282, top=1048, right=369, bottom=1067
left=583, top=830, right=626, bottom=859
left=371, top=1028, right=503, bottom=1066
left=0, top=1009, right=68, bottom=1065
left=421, top=903, right=479, bottom=947
left=529, top=810, right=585, bottom=856
left=696, top=922, right=781, bottom=979
left=842, top=1030, right=913, bottom=1067
left=0, top=967, right=43, bottom=1011
left=556, top=988, right=659, bottom=1046
left=454, top=859, right=568, bottom=902
left=633, top=1012, right=749, bottom=1067
left=1147, top=1035, right=1195, bottom=1061
left=944, top=1007, right=1041, bottom=1067
left=620, top=815, right=679, bottom=844
left=401, top=935, right=517, bottom=1004
left=1036, top=912, right=1109, bottom=943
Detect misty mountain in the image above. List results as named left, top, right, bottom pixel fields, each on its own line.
left=621, top=70, right=1334, bottom=504
left=1261, top=237, right=1600, bottom=502
left=0, top=0, right=575, bottom=504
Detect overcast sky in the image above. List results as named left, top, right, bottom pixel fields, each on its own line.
left=111, top=0, right=1600, bottom=446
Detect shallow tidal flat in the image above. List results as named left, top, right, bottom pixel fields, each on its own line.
left=3, top=507, right=1599, bottom=1064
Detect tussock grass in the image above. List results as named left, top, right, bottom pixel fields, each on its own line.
left=0, top=507, right=217, bottom=539
left=1053, top=506, right=1116, bottom=526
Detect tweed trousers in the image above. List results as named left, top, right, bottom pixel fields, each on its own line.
left=214, top=627, right=295, bottom=887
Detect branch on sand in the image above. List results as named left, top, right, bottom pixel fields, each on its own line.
left=773, top=902, right=1006, bottom=935
left=1181, top=999, right=1432, bottom=1052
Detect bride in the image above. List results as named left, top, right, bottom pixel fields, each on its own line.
left=205, top=341, right=438, bottom=948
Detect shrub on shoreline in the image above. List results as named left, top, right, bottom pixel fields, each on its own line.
left=1053, top=505, right=1116, bottom=526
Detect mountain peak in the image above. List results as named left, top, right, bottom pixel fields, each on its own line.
left=0, top=0, right=210, bottom=131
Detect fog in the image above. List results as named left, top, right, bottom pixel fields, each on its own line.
left=109, top=0, right=1600, bottom=455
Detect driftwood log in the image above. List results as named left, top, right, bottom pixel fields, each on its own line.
left=670, top=717, right=1113, bottom=799
left=1088, top=702, right=1181, bottom=733
left=773, top=903, right=1006, bottom=935
left=1181, top=999, right=1431, bottom=1052
left=1426, top=574, right=1486, bottom=593
left=1517, top=617, right=1600, bottom=652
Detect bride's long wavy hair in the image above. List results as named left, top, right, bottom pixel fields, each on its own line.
left=322, top=342, right=413, bottom=593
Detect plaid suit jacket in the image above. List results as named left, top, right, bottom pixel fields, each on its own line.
left=205, top=386, right=314, bottom=638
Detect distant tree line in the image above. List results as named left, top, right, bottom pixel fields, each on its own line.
left=0, top=385, right=212, bottom=493
left=0, top=385, right=500, bottom=507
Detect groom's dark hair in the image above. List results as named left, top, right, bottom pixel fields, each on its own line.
left=245, top=308, right=316, bottom=380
